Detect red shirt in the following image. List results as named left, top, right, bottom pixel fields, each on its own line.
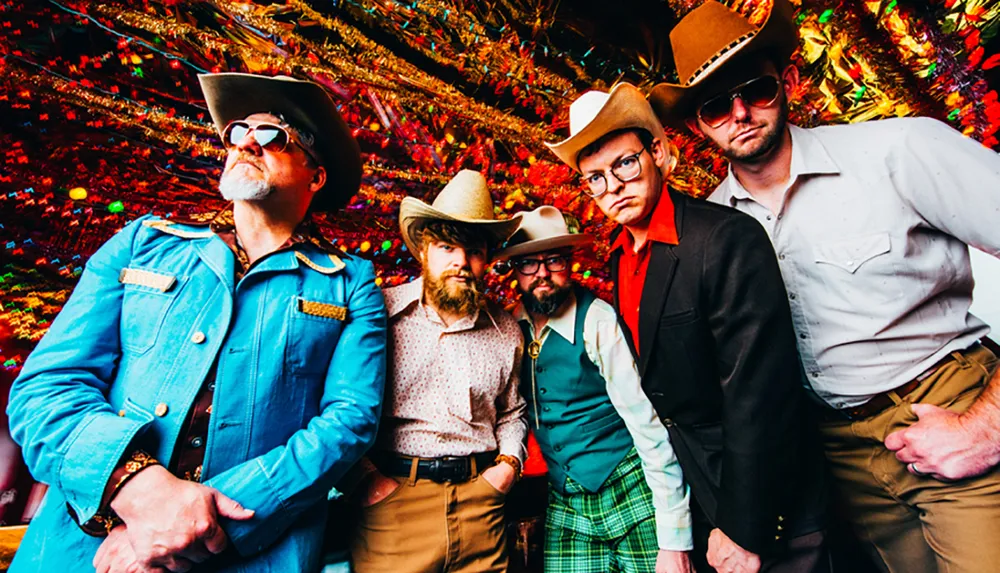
left=611, top=185, right=679, bottom=353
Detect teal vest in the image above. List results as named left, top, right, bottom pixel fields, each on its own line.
left=520, top=287, right=633, bottom=493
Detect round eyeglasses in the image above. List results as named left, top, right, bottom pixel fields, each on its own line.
left=580, top=147, right=648, bottom=198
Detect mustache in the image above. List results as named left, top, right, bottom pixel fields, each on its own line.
left=228, top=154, right=264, bottom=171
left=441, top=269, right=476, bottom=281
left=529, top=277, right=555, bottom=291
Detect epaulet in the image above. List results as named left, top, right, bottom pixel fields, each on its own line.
left=294, top=251, right=347, bottom=275
left=142, top=219, right=215, bottom=239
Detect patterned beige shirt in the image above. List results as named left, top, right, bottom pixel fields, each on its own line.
left=375, top=278, right=528, bottom=462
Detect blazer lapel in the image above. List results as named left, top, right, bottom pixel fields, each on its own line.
left=637, top=243, right=678, bottom=375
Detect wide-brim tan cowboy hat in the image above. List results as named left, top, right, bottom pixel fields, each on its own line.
left=398, top=169, right=522, bottom=256
left=544, top=83, right=679, bottom=174
left=496, top=206, right=594, bottom=260
left=648, top=0, right=798, bottom=129
left=198, top=72, right=362, bottom=213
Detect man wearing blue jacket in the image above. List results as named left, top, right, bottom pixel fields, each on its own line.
left=7, top=73, right=387, bottom=572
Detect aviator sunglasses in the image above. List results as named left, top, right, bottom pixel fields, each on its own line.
left=222, top=120, right=321, bottom=165
left=697, top=75, right=781, bottom=128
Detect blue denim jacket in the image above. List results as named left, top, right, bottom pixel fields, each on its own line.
left=7, top=214, right=387, bottom=571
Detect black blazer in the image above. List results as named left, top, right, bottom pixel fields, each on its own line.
left=612, top=189, right=827, bottom=556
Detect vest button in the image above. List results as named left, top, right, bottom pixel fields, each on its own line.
left=539, top=388, right=547, bottom=394
left=545, top=424, right=554, bottom=430
left=536, top=366, right=545, bottom=373
left=554, top=445, right=562, bottom=452
left=543, top=406, right=551, bottom=412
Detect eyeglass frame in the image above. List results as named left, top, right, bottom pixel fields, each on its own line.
left=579, top=146, right=649, bottom=198
left=696, top=75, right=782, bottom=129
left=222, top=120, right=322, bottom=167
left=510, top=254, right=570, bottom=275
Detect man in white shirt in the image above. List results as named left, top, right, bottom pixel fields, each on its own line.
left=498, top=206, right=693, bottom=573
left=649, top=1, right=1000, bottom=571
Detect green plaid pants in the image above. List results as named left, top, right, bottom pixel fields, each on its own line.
left=545, top=448, right=659, bottom=573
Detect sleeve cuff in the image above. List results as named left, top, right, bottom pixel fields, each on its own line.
left=655, top=508, right=694, bottom=551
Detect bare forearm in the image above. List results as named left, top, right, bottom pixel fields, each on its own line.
left=960, top=365, right=1000, bottom=463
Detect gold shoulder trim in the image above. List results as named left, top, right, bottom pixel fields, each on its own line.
left=295, top=251, right=346, bottom=274
left=142, top=219, right=214, bottom=239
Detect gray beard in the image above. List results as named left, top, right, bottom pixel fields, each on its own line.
left=219, top=168, right=273, bottom=201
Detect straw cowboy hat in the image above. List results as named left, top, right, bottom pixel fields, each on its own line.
left=198, top=72, right=362, bottom=212
left=544, top=83, right=679, bottom=174
left=398, top=169, right=522, bottom=256
left=496, top=206, right=594, bottom=260
left=648, top=0, right=798, bottom=128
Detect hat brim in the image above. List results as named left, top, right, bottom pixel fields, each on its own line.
left=399, top=197, right=522, bottom=256
left=495, top=234, right=594, bottom=260
left=648, top=0, right=798, bottom=129
left=545, top=83, right=675, bottom=173
left=199, top=73, right=362, bottom=213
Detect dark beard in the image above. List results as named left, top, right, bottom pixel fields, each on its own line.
left=723, top=94, right=788, bottom=164
left=522, top=279, right=572, bottom=316
left=423, top=267, right=484, bottom=317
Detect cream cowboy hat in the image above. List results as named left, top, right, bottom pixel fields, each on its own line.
left=398, top=169, right=522, bottom=256
left=647, top=0, right=798, bottom=129
left=544, top=82, right=678, bottom=174
left=198, top=72, right=362, bottom=212
left=496, top=206, right=593, bottom=260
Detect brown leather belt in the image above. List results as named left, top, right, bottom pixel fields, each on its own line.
left=826, top=341, right=991, bottom=421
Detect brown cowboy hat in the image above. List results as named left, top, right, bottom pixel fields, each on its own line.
left=496, top=206, right=594, bottom=260
left=198, top=72, right=362, bottom=212
left=545, top=83, right=679, bottom=174
left=648, top=0, right=798, bottom=129
left=398, top=169, right=522, bottom=256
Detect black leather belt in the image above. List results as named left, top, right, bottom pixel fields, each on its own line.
left=374, top=451, right=497, bottom=483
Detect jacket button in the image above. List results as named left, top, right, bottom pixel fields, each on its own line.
left=191, top=331, right=206, bottom=344
left=777, top=524, right=784, bottom=531
left=775, top=535, right=781, bottom=541
left=190, top=436, right=204, bottom=448
left=154, top=403, right=169, bottom=417
left=118, top=410, right=126, bottom=417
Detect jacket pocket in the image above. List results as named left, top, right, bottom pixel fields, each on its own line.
left=284, top=296, right=346, bottom=376
left=120, top=267, right=185, bottom=355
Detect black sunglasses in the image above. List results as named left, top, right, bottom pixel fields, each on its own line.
left=222, top=120, right=320, bottom=165
left=697, top=76, right=781, bottom=128
left=512, top=255, right=569, bottom=275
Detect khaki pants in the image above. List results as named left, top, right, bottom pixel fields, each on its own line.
left=351, top=469, right=508, bottom=573
left=819, top=344, right=1000, bottom=573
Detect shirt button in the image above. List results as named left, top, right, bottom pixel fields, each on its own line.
left=191, top=331, right=206, bottom=344
left=799, top=333, right=807, bottom=340
left=789, top=293, right=796, bottom=300
left=190, top=436, right=204, bottom=448
left=766, top=215, right=773, bottom=221
left=811, top=371, right=820, bottom=377
left=154, top=403, right=169, bottom=417
left=777, top=214, right=783, bottom=220
left=778, top=253, right=786, bottom=260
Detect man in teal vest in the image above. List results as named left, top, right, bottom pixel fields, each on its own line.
left=498, top=206, right=693, bottom=573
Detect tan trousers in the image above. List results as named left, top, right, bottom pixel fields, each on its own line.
left=351, top=468, right=508, bottom=573
left=819, top=344, right=1000, bottom=573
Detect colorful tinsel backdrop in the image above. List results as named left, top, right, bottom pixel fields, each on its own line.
left=1, top=0, right=1000, bottom=524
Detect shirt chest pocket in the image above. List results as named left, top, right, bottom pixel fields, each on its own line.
left=812, top=232, right=903, bottom=303
left=119, top=267, right=186, bottom=355
left=284, top=296, right=346, bottom=376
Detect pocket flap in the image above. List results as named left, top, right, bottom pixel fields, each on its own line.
left=298, top=298, right=347, bottom=321
left=119, top=268, right=177, bottom=292
left=814, top=232, right=891, bottom=274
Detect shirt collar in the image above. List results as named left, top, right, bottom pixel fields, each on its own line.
left=722, top=124, right=840, bottom=204
left=514, top=290, right=577, bottom=344
left=170, top=204, right=340, bottom=255
left=610, top=183, right=679, bottom=254
left=385, top=276, right=500, bottom=334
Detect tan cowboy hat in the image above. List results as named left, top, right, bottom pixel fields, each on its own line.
left=198, top=72, right=362, bottom=212
left=648, top=0, right=798, bottom=128
left=496, top=206, right=594, bottom=260
left=398, top=169, right=522, bottom=256
left=545, top=83, right=679, bottom=174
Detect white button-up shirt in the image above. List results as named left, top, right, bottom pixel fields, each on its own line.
left=516, top=291, right=692, bottom=551
left=709, top=118, right=1000, bottom=408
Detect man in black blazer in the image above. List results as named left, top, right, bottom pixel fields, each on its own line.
left=544, top=83, right=829, bottom=573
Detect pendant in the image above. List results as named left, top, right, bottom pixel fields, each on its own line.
left=527, top=339, right=542, bottom=360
